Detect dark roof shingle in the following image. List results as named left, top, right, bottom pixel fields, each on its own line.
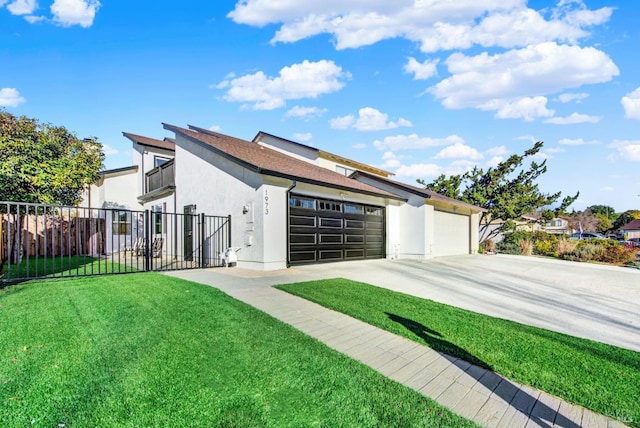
left=162, top=124, right=404, bottom=201
left=123, top=132, right=175, bottom=152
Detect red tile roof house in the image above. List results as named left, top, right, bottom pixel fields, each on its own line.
left=84, top=124, right=484, bottom=270
left=620, top=219, right=640, bottom=239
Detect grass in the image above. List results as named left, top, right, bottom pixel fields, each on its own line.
left=0, top=273, right=477, bottom=427
left=1, top=255, right=139, bottom=282
left=276, top=278, right=640, bottom=427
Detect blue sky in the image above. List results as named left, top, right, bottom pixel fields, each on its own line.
left=2, top=0, right=639, bottom=212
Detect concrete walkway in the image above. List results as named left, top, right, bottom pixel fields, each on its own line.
left=164, top=260, right=632, bottom=428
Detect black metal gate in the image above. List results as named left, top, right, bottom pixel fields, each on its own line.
left=1, top=201, right=231, bottom=284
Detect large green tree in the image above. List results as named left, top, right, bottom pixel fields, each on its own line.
left=0, top=111, right=104, bottom=206
left=420, top=141, right=578, bottom=242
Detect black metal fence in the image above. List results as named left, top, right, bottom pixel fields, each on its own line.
left=1, top=201, right=231, bottom=284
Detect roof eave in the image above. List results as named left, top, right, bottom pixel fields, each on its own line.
left=260, top=169, right=406, bottom=202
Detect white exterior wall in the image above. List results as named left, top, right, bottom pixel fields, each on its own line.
left=470, top=213, right=480, bottom=254
left=398, top=202, right=428, bottom=259
left=173, top=136, right=290, bottom=270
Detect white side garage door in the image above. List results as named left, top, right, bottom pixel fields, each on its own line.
left=433, top=210, right=470, bottom=257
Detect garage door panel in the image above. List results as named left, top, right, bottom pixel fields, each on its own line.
left=289, top=194, right=385, bottom=265
left=290, top=215, right=316, bottom=227
left=433, top=211, right=470, bottom=257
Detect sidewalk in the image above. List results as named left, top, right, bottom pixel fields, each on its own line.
left=164, top=266, right=630, bottom=428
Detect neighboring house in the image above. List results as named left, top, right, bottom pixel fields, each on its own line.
left=85, top=124, right=485, bottom=269
left=541, top=217, right=572, bottom=235
left=480, top=214, right=539, bottom=244
left=620, top=219, right=640, bottom=239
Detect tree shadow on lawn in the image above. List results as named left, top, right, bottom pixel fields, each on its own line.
left=385, top=312, right=581, bottom=428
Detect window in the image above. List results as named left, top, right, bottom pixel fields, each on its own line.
left=153, top=205, right=164, bottom=234
left=344, top=203, right=364, bottom=214
left=336, top=165, right=355, bottom=176
left=112, top=211, right=131, bottom=235
left=318, top=201, right=341, bottom=212
left=289, top=197, right=316, bottom=210
left=154, top=156, right=171, bottom=167
left=553, top=220, right=562, bottom=227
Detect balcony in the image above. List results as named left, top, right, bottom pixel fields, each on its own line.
left=140, top=159, right=175, bottom=202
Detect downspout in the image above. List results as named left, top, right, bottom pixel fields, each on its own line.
left=285, top=180, right=297, bottom=268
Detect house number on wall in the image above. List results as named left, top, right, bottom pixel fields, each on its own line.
left=264, top=189, right=269, bottom=215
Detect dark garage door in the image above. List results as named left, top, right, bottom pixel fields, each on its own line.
left=288, top=194, right=385, bottom=265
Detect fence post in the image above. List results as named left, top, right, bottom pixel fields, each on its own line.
left=227, top=215, right=232, bottom=249
left=144, top=210, right=151, bottom=272
left=200, top=213, right=205, bottom=268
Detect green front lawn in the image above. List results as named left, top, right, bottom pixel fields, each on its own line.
left=1, top=255, right=139, bottom=282
left=0, top=273, right=477, bottom=427
left=277, top=278, right=640, bottom=427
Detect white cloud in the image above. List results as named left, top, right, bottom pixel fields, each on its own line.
left=0, top=87, right=26, bottom=107
left=486, top=156, right=504, bottom=167
left=435, top=142, right=483, bottom=160
left=292, top=132, right=312, bottom=142
left=600, top=186, right=614, bottom=192
left=285, top=105, right=327, bottom=119
left=51, top=0, right=100, bottom=28
left=546, top=147, right=566, bottom=154
left=430, top=42, right=618, bottom=116
left=621, top=87, right=640, bottom=120
left=373, top=133, right=464, bottom=151
left=394, top=163, right=443, bottom=178
left=228, top=1, right=612, bottom=53
left=209, top=125, right=221, bottom=132
left=330, top=107, right=412, bottom=131
left=558, top=92, right=588, bottom=103
left=558, top=138, right=599, bottom=146
left=101, top=144, right=118, bottom=156
left=380, top=151, right=402, bottom=169
left=7, top=0, right=37, bottom=15
left=485, top=145, right=508, bottom=157
left=544, top=112, right=601, bottom=124
left=218, top=60, right=350, bottom=110
left=492, top=96, right=555, bottom=121
left=608, top=140, right=640, bottom=162
left=404, top=57, right=438, bottom=80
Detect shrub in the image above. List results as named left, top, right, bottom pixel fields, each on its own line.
left=568, top=242, right=600, bottom=262
left=518, top=239, right=533, bottom=256
left=496, top=242, right=520, bottom=255
left=534, top=239, right=558, bottom=257
left=557, top=239, right=577, bottom=257
left=482, top=239, right=496, bottom=253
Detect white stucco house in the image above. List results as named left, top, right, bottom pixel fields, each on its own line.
left=80, top=133, right=176, bottom=254
left=84, top=124, right=484, bottom=269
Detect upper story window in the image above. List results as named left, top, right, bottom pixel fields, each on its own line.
left=154, top=156, right=172, bottom=167
left=336, top=165, right=355, bottom=176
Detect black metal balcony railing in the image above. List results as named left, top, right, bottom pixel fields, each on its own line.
left=146, top=159, right=175, bottom=194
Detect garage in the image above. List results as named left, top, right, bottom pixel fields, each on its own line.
left=433, top=210, right=470, bottom=257
left=288, top=194, right=385, bottom=265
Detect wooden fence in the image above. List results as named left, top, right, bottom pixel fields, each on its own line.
left=1, top=213, right=105, bottom=262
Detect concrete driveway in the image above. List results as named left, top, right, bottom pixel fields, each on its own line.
left=292, top=255, right=640, bottom=352
left=171, top=254, right=640, bottom=352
